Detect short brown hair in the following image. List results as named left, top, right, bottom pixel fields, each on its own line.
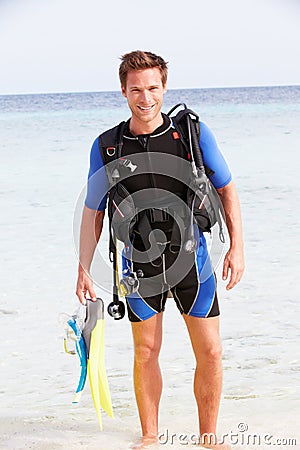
left=119, top=50, right=168, bottom=88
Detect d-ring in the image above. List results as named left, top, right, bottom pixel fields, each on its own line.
left=106, top=146, right=116, bottom=156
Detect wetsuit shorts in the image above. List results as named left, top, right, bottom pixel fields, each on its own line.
left=122, top=234, right=219, bottom=322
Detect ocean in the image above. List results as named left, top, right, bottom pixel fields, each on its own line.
left=0, top=86, right=299, bottom=449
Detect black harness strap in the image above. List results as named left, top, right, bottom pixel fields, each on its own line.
left=168, top=104, right=214, bottom=177
left=99, top=122, right=125, bottom=159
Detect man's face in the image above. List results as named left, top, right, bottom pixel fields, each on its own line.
left=121, top=67, right=166, bottom=133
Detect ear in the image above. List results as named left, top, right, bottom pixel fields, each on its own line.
left=121, top=85, right=127, bottom=98
left=162, top=83, right=167, bottom=94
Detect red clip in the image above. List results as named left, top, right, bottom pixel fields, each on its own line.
left=172, top=131, right=180, bottom=140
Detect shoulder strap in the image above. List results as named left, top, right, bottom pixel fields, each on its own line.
left=167, top=104, right=214, bottom=176
left=98, top=121, right=126, bottom=164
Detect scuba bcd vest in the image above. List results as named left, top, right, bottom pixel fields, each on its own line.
left=99, top=104, right=226, bottom=319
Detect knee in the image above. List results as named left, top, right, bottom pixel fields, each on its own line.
left=134, top=340, right=160, bottom=366
left=201, top=342, right=222, bottom=364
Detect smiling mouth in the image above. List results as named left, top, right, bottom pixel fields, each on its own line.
left=138, top=105, right=155, bottom=111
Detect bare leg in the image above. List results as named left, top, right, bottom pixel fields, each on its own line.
left=183, top=315, right=230, bottom=449
left=130, top=313, right=163, bottom=449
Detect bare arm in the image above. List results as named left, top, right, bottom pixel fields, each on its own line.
left=76, top=205, right=105, bottom=304
left=217, top=180, right=245, bottom=290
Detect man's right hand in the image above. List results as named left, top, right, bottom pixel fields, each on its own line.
left=76, top=267, right=97, bottom=305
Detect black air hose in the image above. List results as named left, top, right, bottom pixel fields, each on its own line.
left=187, top=114, right=205, bottom=173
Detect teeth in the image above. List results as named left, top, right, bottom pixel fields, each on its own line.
left=139, top=105, right=154, bottom=111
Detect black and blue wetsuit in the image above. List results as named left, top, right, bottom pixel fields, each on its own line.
left=85, top=114, right=232, bottom=322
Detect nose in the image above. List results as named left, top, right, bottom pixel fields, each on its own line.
left=139, top=89, right=151, bottom=104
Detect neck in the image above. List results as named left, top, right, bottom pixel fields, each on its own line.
left=129, top=114, right=164, bottom=135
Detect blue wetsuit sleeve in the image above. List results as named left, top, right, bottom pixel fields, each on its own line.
left=199, top=122, right=232, bottom=189
left=84, top=137, right=108, bottom=211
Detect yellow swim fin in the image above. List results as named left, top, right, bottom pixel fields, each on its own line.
left=83, top=298, right=113, bottom=430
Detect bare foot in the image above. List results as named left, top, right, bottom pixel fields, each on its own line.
left=129, top=436, right=158, bottom=449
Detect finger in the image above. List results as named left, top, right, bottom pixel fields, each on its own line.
left=227, top=263, right=245, bottom=289
left=83, top=276, right=96, bottom=301
left=77, top=292, right=87, bottom=305
left=222, top=258, right=229, bottom=281
left=226, top=270, right=240, bottom=290
left=226, top=271, right=237, bottom=290
left=88, top=285, right=97, bottom=301
left=76, top=287, right=87, bottom=305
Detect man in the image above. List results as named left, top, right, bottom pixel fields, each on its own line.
left=76, top=51, right=244, bottom=449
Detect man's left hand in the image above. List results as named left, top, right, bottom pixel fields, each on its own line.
left=222, top=246, right=245, bottom=290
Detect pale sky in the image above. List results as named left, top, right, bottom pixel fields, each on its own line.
left=0, top=0, right=299, bottom=95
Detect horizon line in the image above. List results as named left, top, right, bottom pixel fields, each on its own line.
left=0, top=83, right=299, bottom=97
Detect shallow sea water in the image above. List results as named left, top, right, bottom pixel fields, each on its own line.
left=0, top=86, right=299, bottom=449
